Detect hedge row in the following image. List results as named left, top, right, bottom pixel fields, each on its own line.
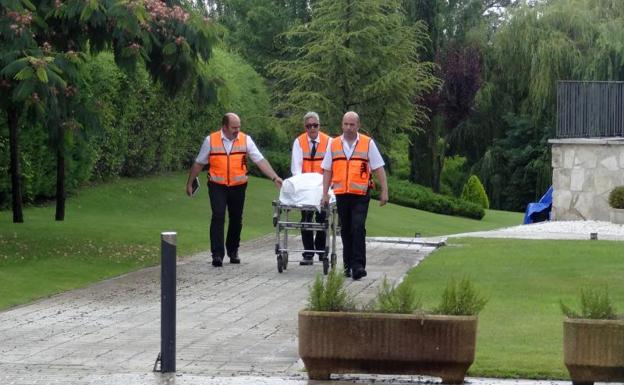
left=372, top=176, right=485, bottom=220
left=0, top=48, right=273, bottom=208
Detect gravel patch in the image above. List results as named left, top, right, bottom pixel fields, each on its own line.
left=449, top=220, right=624, bottom=241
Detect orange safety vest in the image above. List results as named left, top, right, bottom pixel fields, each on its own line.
left=330, top=134, right=372, bottom=195
left=208, top=131, right=248, bottom=186
left=298, top=132, right=329, bottom=174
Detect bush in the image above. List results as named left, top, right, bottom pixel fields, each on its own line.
left=441, top=155, right=469, bottom=197
left=461, top=175, right=490, bottom=209
left=373, top=276, right=422, bottom=314
left=372, top=176, right=485, bottom=220
left=608, top=186, right=624, bottom=209
left=307, top=269, right=354, bottom=312
left=435, top=277, right=488, bottom=316
left=560, top=287, right=618, bottom=320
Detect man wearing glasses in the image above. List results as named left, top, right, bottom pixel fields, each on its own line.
left=290, top=111, right=331, bottom=265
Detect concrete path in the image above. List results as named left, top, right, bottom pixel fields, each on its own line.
left=0, top=235, right=437, bottom=385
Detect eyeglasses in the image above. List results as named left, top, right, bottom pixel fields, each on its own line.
left=305, top=123, right=319, bottom=129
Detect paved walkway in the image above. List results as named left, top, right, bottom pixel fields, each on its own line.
left=1, top=235, right=437, bottom=385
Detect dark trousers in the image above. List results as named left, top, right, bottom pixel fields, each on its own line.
left=335, top=193, right=370, bottom=272
left=300, top=210, right=326, bottom=258
left=208, top=181, right=247, bottom=258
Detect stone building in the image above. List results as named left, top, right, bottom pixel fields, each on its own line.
left=549, top=81, right=624, bottom=222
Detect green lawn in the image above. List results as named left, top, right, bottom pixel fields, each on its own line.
left=403, top=237, right=624, bottom=379
left=0, top=172, right=522, bottom=309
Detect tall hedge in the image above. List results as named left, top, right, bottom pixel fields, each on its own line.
left=0, top=48, right=272, bottom=208
left=461, top=175, right=490, bottom=209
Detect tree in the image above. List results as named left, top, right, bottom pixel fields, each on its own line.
left=401, top=0, right=510, bottom=192
left=269, top=0, right=438, bottom=150
left=1, top=0, right=219, bottom=222
left=471, top=0, right=624, bottom=209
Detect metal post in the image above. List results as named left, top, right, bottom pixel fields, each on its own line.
left=160, top=231, right=176, bottom=372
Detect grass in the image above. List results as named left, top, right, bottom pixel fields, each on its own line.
left=0, top=172, right=523, bottom=309
left=402, top=237, right=624, bottom=379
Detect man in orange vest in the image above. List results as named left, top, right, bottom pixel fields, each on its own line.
left=290, top=111, right=331, bottom=265
left=186, top=113, right=283, bottom=267
left=321, top=111, right=388, bottom=280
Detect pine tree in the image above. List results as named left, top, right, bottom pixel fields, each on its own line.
left=269, top=0, right=438, bottom=149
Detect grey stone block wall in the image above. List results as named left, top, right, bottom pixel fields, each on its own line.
left=550, top=137, right=624, bottom=222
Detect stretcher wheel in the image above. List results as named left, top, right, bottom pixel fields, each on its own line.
left=330, top=253, right=337, bottom=269
left=283, top=252, right=288, bottom=270
left=322, top=258, right=329, bottom=275
left=277, top=254, right=284, bottom=273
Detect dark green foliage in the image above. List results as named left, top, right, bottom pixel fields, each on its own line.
left=374, top=277, right=422, bottom=314
left=441, top=155, right=468, bottom=197
left=308, top=269, right=354, bottom=312
left=608, top=186, right=624, bottom=209
left=435, top=277, right=487, bottom=316
left=0, top=49, right=271, bottom=207
left=372, top=176, right=485, bottom=220
left=560, top=287, right=617, bottom=320
left=461, top=175, right=489, bottom=209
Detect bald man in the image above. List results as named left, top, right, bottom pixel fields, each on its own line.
left=321, top=111, right=388, bottom=280
left=187, top=113, right=283, bottom=267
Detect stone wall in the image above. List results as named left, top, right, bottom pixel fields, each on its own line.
left=550, top=138, right=624, bottom=221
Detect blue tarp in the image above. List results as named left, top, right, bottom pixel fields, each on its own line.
left=523, top=186, right=553, bottom=225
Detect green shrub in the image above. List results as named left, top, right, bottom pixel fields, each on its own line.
left=560, top=287, right=617, bottom=320
left=307, top=269, right=354, bottom=312
left=373, top=277, right=422, bottom=314
left=435, top=277, right=488, bottom=316
left=372, top=176, right=485, bottom=220
left=461, top=175, right=490, bottom=209
left=441, top=155, right=469, bottom=197
left=608, top=186, right=624, bottom=209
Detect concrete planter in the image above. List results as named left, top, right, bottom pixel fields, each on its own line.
left=609, top=208, right=624, bottom=224
left=563, top=318, right=624, bottom=385
left=298, top=310, right=478, bottom=383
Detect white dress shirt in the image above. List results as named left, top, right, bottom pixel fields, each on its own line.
left=290, top=134, right=330, bottom=176
left=321, top=133, right=385, bottom=171
left=195, top=131, right=264, bottom=165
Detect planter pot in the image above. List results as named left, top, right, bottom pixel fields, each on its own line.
left=564, top=318, right=624, bottom=385
left=298, top=310, right=478, bottom=383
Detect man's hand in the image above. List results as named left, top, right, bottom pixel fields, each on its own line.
left=273, top=177, right=283, bottom=189
left=379, top=190, right=388, bottom=206
left=186, top=183, right=194, bottom=197
left=320, top=193, right=330, bottom=207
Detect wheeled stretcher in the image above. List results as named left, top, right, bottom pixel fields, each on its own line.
left=271, top=201, right=338, bottom=274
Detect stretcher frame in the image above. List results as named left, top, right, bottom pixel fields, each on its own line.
left=271, top=200, right=338, bottom=274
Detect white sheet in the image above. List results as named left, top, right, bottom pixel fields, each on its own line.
left=278, top=173, right=335, bottom=210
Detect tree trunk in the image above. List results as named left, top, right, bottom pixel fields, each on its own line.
left=55, top=123, right=66, bottom=221
left=7, top=105, right=23, bottom=223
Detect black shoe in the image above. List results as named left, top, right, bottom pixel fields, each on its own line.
left=228, top=251, right=240, bottom=264
left=212, top=257, right=223, bottom=267
left=352, top=268, right=367, bottom=280
left=344, top=268, right=351, bottom=278
left=300, top=253, right=313, bottom=265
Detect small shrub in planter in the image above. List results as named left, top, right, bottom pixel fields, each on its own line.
left=372, top=276, right=422, bottom=314
left=608, top=186, right=624, bottom=209
left=561, top=287, right=624, bottom=385
left=299, top=272, right=486, bottom=382
left=435, top=277, right=488, bottom=316
left=307, top=269, right=355, bottom=312
left=560, top=287, right=617, bottom=320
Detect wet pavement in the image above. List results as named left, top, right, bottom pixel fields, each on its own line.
left=1, top=235, right=437, bottom=385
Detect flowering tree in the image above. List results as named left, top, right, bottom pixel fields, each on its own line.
left=1, top=0, right=218, bottom=222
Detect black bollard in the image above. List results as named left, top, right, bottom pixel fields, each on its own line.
left=160, top=231, right=176, bottom=372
